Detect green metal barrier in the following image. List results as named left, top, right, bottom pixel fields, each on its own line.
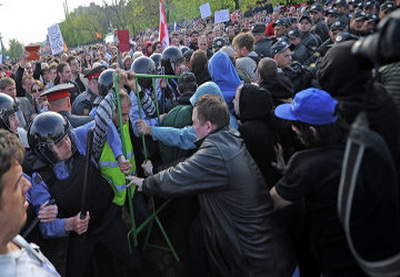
left=113, top=72, right=180, bottom=262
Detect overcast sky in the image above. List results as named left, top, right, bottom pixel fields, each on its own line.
left=0, top=0, right=104, bottom=48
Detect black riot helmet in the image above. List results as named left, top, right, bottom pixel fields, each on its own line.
left=150, top=53, right=162, bottom=74
left=98, top=68, right=115, bottom=96
left=28, top=111, right=76, bottom=165
left=131, top=56, right=157, bottom=89
left=131, top=56, right=156, bottom=74
left=180, top=46, right=190, bottom=55
left=161, top=46, right=184, bottom=75
left=0, top=93, right=19, bottom=133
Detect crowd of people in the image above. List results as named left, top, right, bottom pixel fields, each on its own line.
left=0, top=0, right=400, bottom=276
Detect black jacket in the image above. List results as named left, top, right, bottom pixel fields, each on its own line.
left=143, top=129, right=295, bottom=276
left=254, top=37, right=273, bottom=58
left=318, top=41, right=400, bottom=168
left=71, top=88, right=97, bottom=115
left=312, top=18, right=329, bottom=43
left=238, top=85, right=281, bottom=186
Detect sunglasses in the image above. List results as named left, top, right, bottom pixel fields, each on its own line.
left=32, top=88, right=43, bottom=93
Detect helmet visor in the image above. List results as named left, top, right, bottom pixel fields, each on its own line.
left=38, top=129, right=77, bottom=164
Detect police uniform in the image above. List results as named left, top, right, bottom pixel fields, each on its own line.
left=252, top=23, right=273, bottom=58
left=28, top=90, right=141, bottom=277
left=299, top=13, right=321, bottom=52
left=333, top=0, right=351, bottom=25
left=310, top=3, right=330, bottom=42
left=309, top=20, right=348, bottom=64
left=41, top=84, right=93, bottom=128
left=288, top=29, right=312, bottom=64
left=313, top=17, right=330, bottom=42
left=71, top=89, right=96, bottom=116
left=72, top=66, right=105, bottom=116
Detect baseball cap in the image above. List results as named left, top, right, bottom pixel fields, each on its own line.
left=330, top=20, right=347, bottom=31
left=380, top=1, right=396, bottom=12
left=288, top=28, right=301, bottom=39
left=326, top=8, right=339, bottom=17
left=310, top=3, right=323, bottom=13
left=273, top=18, right=291, bottom=28
left=366, top=13, right=379, bottom=22
left=271, top=39, right=295, bottom=56
left=352, top=11, right=368, bottom=20
left=252, top=22, right=266, bottom=34
left=349, top=0, right=362, bottom=5
left=299, top=12, right=312, bottom=22
left=364, top=1, right=375, bottom=8
left=333, top=0, right=349, bottom=7
left=274, top=88, right=338, bottom=125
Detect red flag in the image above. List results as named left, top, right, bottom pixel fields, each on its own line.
left=159, top=0, right=169, bottom=50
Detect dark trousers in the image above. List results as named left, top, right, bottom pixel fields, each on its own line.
left=188, top=214, right=209, bottom=277
left=66, top=204, right=141, bottom=277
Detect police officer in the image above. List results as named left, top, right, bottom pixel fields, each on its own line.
left=0, top=93, right=31, bottom=147
left=298, top=13, right=321, bottom=52
left=333, top=0, right=351, bottom=25
left=272, top=39, right=313, bottom=92
left=312, top=20, right=348, bottom=62
left=310, top=3, right=330, bottom=42
left=0, top=93, right=20, bottom=135
left=325, top=8, right=340, bottom=27
left=129, top=56, right=162, bottom=137
left=41, top=83, right=93, bottom=128
left=348, top=11, right=368, bottom=37
left=28, top=72, right=141, bottom=277
left=160, top=46, right=185, bottom=111
left=272, top=18, right=291, bottom=43
left=71, top=66, right=105, bottom=116
left=288, top=28, right=312, bottom=64
left=252, top=22, right=273, bottom=58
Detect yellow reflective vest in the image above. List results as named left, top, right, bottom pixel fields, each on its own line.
left=99, top=123, right=136, bottom=206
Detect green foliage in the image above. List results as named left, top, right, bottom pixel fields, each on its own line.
left=129, top=0, right=159, bottom=33
left=6, top=39, right=24, bottom=59
left=60, top=3, right=108, bottom=46
left=168, top=0, right=260, bottom=22
left=57, top=0, right=280, bottom=46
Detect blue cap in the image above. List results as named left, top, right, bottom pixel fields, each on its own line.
left=274, top=88, right=338, bottom=125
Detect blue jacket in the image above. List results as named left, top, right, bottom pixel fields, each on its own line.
left=208, top=51, right=242, bottom=114
left=151, top=81, right=238, bottom=150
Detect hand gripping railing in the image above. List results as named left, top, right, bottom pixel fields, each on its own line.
left=113, top=73, right=180, bottom=262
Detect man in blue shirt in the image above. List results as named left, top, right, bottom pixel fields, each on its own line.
left=28, top=71, right=141, bottom=277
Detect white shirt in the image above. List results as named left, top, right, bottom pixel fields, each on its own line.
left=0, top=235, right=60, bottom=277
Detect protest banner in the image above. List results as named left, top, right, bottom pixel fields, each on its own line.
left=48, top=24, right=65, bottom=55
left=214, top=9, right=230, bottom=24
left=200, top=3, right=211, bottom=19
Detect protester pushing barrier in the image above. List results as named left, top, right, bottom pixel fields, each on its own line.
left=112, top=72, right=180, bottom=261
left=1, top=1, right=400, bottom=276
